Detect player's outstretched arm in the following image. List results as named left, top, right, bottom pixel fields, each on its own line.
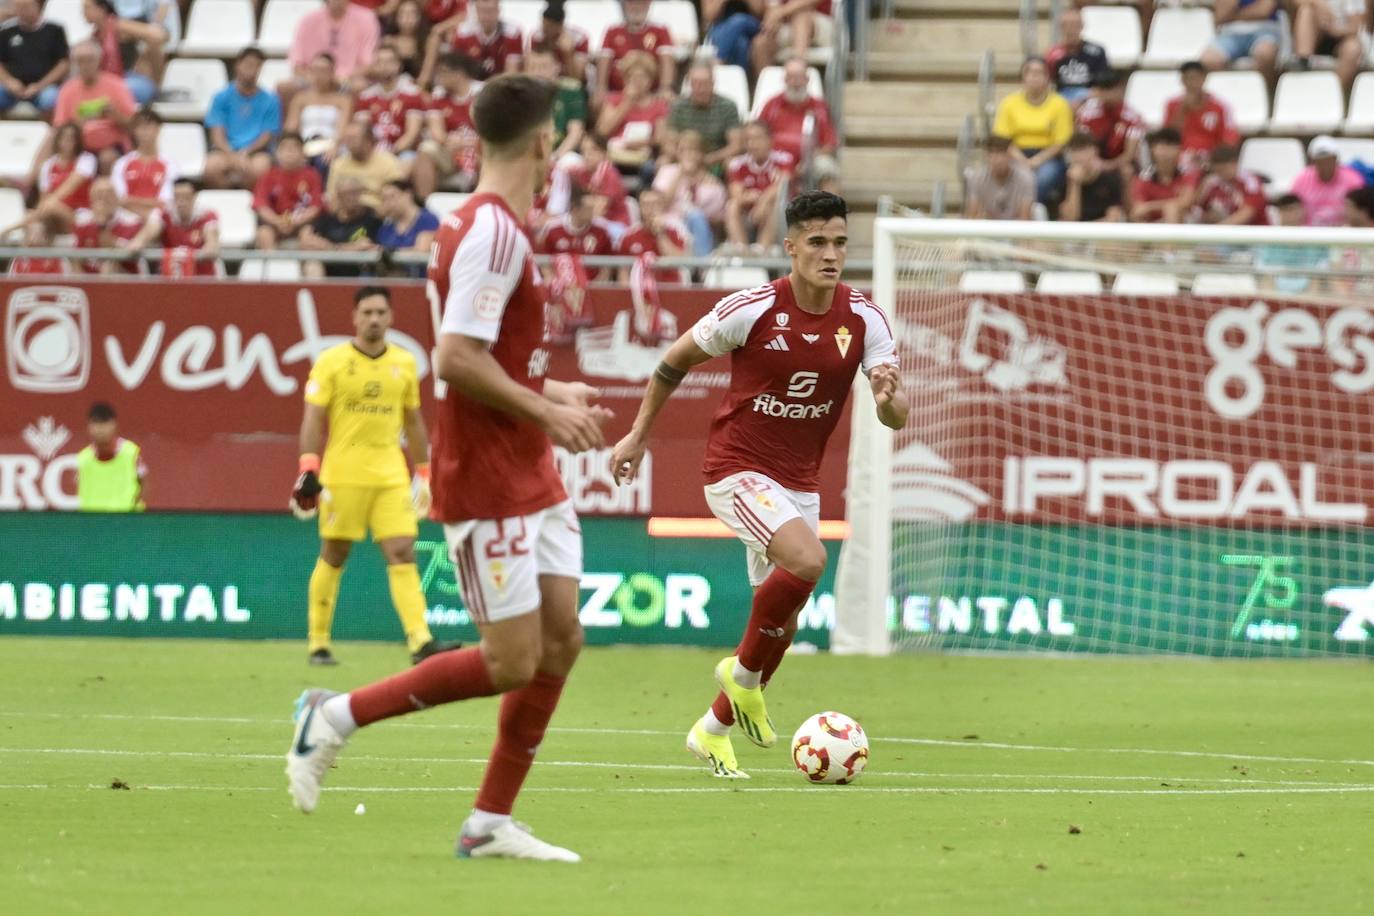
left=611, top=330, right=714, bottom=485
left=869, top=363, right=910, bottom=430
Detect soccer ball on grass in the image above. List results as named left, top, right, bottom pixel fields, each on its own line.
left=791, top=712, right=869, bottom=785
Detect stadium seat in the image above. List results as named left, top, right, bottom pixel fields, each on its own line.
left=258, top=58, right=294, bottom=92
left=750, top=65, right=823, bottom=119
left=1113, top=272, right=1180, bottom=294
left=1035, top=271, right=1104, bottom=294
left=425, top=192, right=471, bottom=218
left=651, top=0, right=700, bottom=54
left=1270, top=72, right=1344, bottom=133
left=1239, top=137, right=1306, bottom=195
left=0, top=122, right=48, bottom=180
left=196, top=190, right=256, bottom=248
left=44, top=0, right=93, bottom=44
left=1343, top=72, right=1374, bottom=135
left=180, top=0, right=256, bottom=57
left=503, top=0, right=545, bottom=35
left=704, top=263, right=769, bottom=288
left=0, top=188, right=25, bottom=236
left=959, top=270, right=1026, bottom=293
left=1330, top=137, right=1374, bottom=167
left=1124, top=70, right=1182, bottom=129
left=564, top=0, right=620, bottom=51
left=161, top=124, right=208, bottom=179
left=154, top=58, right=228, bottom=121
left=238, top=258, right=304, bottom=280
left=1204, top=71, right=1269, bottom=134
left=681, top=64, right=749, bottom=120
left=1081, top=6, right=1142, bottom=68
left=1140, top=7, right=1215, bottom=67
left=1191, top=273, right=1258, bottom=295
left=258, top=0, right=321, bottom=56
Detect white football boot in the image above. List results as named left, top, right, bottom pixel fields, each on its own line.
left=285, top=688, right=347, bottom=813
left=456, top=819, right=581, bottom=863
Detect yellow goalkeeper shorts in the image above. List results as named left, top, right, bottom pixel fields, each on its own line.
left=318, top=484, right=417, bottom=543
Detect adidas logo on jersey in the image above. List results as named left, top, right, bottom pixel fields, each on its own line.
left=765, top=335, right=789, bottom=351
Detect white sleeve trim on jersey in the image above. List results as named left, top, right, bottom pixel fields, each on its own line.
left=852, top=291, right=898, bottom=374
left=109, top=152, right=133, bottom=199
left=691, top=284, right=775, bottom=357
left=438, top=203, right=529, bottom=344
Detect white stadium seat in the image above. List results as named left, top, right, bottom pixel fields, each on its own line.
left=154, top=58, right=228, bottom=121
left=161, top=124, right=208, bottom=179
left=704, top=264, right=769, bottom=288
left=1239, top=137, right=1306, bottom=195
left=959, top=270, right=1026, bottom=293
left=564, top=0, right=620, bottom=51
left=1081, top=6, right=1142, bottom=68
left=682, top=64, right=749, bottom=121
left=1205, top=71, right=1269, bottom=134
left=1329, top=137, right=1374, bottom=166
left=1270, top=71, right=1344, bottom=133
left=749, top=65, right=823, bottom=119
left=1036, top=271, right=1104, bottom=294
left=180, top=0, right=256, bottom=57
left=425, top=192, right=471, bottom=218
left=0, top=122, right=49, bottom=179
left=238, top=258, right=304, bottom=280
left=1343, top=72, right=1374, bottom=135
left=196, top=190, right=256, bottom=248
left=44, top=0, right=93, bottom=44
left=651, top=0, right=700, bottom=53
left=1192, top=273, right=1258, bottom=295
left=0, top=188, right=26, bottom=234
left=258, top=58, right=294, bottom=92
left=1124, top=70, right=1182, bottom=130
left=258, top=0, right=321, bottom=56
left=1141, top=7, right=1215, bottom=68
left=502, top=0, right=545, bottom=35
left=1113, top=272, right=1180, bottom=295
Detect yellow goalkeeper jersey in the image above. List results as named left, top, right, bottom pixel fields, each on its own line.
left=305, top=341, right=420, bottom=489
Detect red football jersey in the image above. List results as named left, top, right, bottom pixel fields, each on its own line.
left=1195, top=171, right=1269, bottom=226
left=425, top=0, right=464, bottom=23
left=537, top=216, right=619, bottom=278
left=355, top=79, right=426, bottom=150
left=617, top=221, right=689, bottom=282
left=428, top=192, right=565, bottom=521
left=570, top=159, right=631, bottom=225
left=524, top=22, right=590, bottom=73
left=110, top=152, right=175, bottom=205
left=1163, top=93, right=1240, bottom=169
left=692, top=278, right=896, bottom=491
left=1074, top=97, right=1144, bottom=161
left=253, top=166, right=324, bottom=216
left=600, top=23, right=673, bottom=90
left=756, top=94, right=838, bottom=161
left=159, top=208, right=219, bottom=276
left=726, top=150, right=795, bottom=194
left=73, top=207, right=145, bottom=274
left=38, top=152, right=97, bottom=210
left=449, top=22, right=523, bottom=78
left=430, top=82, right=481, bottom=134
left=1130, top=168, right=1199, bottom=221
left=8, top=256, right=67, bottom=276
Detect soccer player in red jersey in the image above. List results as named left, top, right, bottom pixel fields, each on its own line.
left=353, top=45, right=425, bottom=156
left=287, top=74, right=611, bottom=862
left=110, top=108, right=175, bottom=217
left=611, top=191, right=909, bottom=777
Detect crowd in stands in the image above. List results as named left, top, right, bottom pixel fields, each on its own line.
left=0, top=0, right=841, bottom=277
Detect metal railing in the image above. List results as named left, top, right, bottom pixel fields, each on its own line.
left=976, top=48, right=997, bottom=140
left=955, top=112, right=977, bottom=210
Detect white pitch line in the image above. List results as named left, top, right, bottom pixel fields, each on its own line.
left=886, top=737, right=1374, bottom=768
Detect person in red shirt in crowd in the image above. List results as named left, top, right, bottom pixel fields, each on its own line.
left=110, top=107, right=174, bottom=217
left=1074, top=69, right=1143, bottom=176
left=1131, top=128, right=1198, bottom=223
left=72, top=176, right=145, bottom=273
left=616, top=187, right=689, bottom=284
left=756, top=58, right=838, bottom=174
left=537, top=183, right=622, bottom=279
left=8, top=220, right=68, bottom=276
left=1193, top=144, right=1269, bottom=226
left=51, top=39, right=136, bottom=171
left=424, top=0, right=522, bottom=84
left=1164, top=61, right=1240, bottom=173
left=725, top=120, right=795, bottom=252
left=128, top=177, right=221, bottom=276
left=413, top=52, right=482, bottom=199
left=31, top=122, right=97, bottom=232
left=596, top=51, right=669, bottom=170
left=425, top=0, right=465, bottom=29
left=525, top=1, right=589, bottom=82
left=596, top=0, right=675, bottom=100
left=253, top=132, right=325, bottom=249
left=567, top=131, right=632, bottom=225
left=355, top=45, right=425, bottom=157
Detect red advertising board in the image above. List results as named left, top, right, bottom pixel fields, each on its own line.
left=0, top=279, right=851, bottom=516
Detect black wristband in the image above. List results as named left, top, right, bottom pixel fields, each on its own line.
left=654, top=362, right=687, bottom=386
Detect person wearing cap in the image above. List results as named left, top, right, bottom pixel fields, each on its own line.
left=1164, top=61, right=1241, bottom=174
left=78, top=401, right=147, bottom=512
left=1293, top=135, right=1366, bottom=227
left=524, top=1, right=590, bottom=83
left=1044, top=8, right=1109, bottom=106
left=1075, top=70, right=1144, bottom=176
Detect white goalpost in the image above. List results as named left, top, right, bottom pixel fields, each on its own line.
left=834, top=217, right=1374, bottom=658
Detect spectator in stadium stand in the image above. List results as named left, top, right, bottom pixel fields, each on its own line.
left=411, top=52, right=480, bottom=199
left=749, top=0, right=831, bottom=78
left=616, top=187, right=689, bottom=283
left=110, top=0, right=179, bottom=91
left=1193, top=144, right=1269, bottom=225
left=664, top=61, right=744, bottom=174
left=327, top=120, right=406, bottom=209
left=1256, top=194, right=1327, bottom=293
left=701, top=0, right=760, bottom=75
left=963, top=135, right=1035, bottom=220
left=77, top=402, right=146, bottom=513
left=993, top=57, right=1073, bottom=207
left=51, top=39, right=136, bottom=171
left=383, top=0, right=429, bottom=79
left=253, top=132, right=325, bottom=249
left=110, top=107, right=173, bottom=218
left=597, top=0, right=676, bottom=100
left=0, top=0, right=70, bottom=114
left=376, top=179, right=439, bottom=275
left=1043, top=7, right=1108, bottom=105
left=525, top=45, right=585, bottom=161
left=651, top=128, right=726, bottom=254
left=284, top=53, right=354, bottom=167
left=7, top=220, right=68, bottom=276
left=1200, top=0, right=1282, bottom=87
left=756, top=58, right=839, bottom=179
left=724, top=120, right=794, bottom=253
left=80, top=0, right=162, bottom=105
left=1164, top=61, right=1240, bottom=173
left=536, top=182, right=621, bottom=279
left=1345, top=185, right=1374, bottom=227
left=1130, top=128, right=1198, bottom=223
left=282, top=0, right=380, bottom=107
left=126, top=177, right=221, bottom=276
left=354, top=0, right=401, bottom=16
left=1074, top=69, right=1143, bottom=177
left=423, top=0, right=522, bottom=86
left=354, top=45, right=425, bottom=158
left=526, top=1, right=590, bottom=83
left=72, top=176, right=145, bottom=274
left=1060, top=131, right=1125, bottom=222
left=31, top=122, right=96, bottom=232
left=1292, top=0, right=1369, bottom=93
left=596, top=51, right=669, bottom=170
left=1293, top=134, right=1366, bottom=227
left=571, top=131, right=632, bottom=224
left=299, top=175, right=381, bottom=278
left=203, top=48, right=280, bottom=190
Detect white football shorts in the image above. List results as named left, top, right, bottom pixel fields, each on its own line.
left=703, top=471, right=821, bottom=586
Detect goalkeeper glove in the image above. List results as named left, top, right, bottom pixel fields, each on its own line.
left=411, top=463, right=432, bottom=518
left=290, top=454, right=323, bottom=519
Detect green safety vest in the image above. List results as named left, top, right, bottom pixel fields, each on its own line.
left=76, top=440, right=145, bottom=513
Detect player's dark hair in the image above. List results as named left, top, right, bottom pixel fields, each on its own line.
left=1348, top=186, right=1374, bottom=220
left=354, top=285, right=392, bottom=307
left=785, top=190, right=847, bottom=229
left=1180, top=60, right=1205, bottom=76
left=88, top=401, right=117, bottom=422
left=1067, top=131, right=1097, bottom=151
left=234, top=47, right=266, bottom=66
left=438, top=51, right=479, bottom=78
left=1147, top=127, right=1182, bottom=147
left=132, top=106, right=161, bottom=126
left=1020, top=56, right=1047, bottom=78
left=472, top=74, right=557, bottom=147
left=745, top=120, right=772, bottom=136
left=173, top=177, right=197, bottom=191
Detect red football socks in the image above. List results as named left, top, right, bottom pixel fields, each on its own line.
left=473, top=671, right=567, bottom=815
left=736, top=566, right=816, bottom=672
left=349, top=646, right=497, bottom=727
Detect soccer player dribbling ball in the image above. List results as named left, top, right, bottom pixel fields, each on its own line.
left=286, top=74, right=612, bottom=863
left=611, top=191, right=909, bottom=778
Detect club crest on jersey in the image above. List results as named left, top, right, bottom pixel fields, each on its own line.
left=488, top=560, right=508, bottom=592
left=754, top=491, right=776, bottom=511
left=835, top=326, right=852, bottom=357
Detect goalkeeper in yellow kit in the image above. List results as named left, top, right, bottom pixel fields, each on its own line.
left=290, top=285, right=458, bottom=666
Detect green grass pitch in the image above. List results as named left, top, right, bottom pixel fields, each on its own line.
left=3, top=637, right=1373, bottom=914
